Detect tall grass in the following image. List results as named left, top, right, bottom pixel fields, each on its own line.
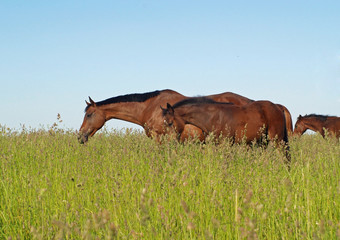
left=0, top=125, right=339, bottom=239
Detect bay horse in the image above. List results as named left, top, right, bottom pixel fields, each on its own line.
left=293, top=114, right=340, bottom=138
left=78, top=90, right=194, bottom=143
left=78, top=89, right=292, bottom=143
left=161, top=97, right=290, bottom=161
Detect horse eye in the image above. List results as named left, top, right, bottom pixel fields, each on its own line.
left=87, top=113, right=93, bottom=118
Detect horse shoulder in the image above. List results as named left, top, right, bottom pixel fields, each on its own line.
left=142, top=95, right=183, bottom=133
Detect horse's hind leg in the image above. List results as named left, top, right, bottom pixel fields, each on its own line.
left=281, top=118, right=291, bottom=169
left=268, top=126, right=291, bottom=170
left=283, top=142, right=291, bottom=170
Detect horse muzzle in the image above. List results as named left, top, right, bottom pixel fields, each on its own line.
left=78, top=132, right=89, bottom=144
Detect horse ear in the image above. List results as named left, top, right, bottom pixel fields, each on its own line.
left=166, top=103, right=174, bottom=114
left=85, top=100, right=91, bottom=106
left=88, top=97, right=96, bottom=107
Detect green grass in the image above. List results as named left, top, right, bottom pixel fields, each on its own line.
left=0, top=125, right=339, bottom=239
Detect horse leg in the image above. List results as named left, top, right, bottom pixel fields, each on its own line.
left=268, top=124, right=291, bottom=170
left=181, top=125, right=205, bottom=142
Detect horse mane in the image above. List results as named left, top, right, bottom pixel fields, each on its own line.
left=301, top=114, right=335, bottom=122
left=85, top=90, right=166, bottom=111
left=172, top=97, right=231, bottom=109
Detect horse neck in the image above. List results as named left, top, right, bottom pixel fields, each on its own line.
left=295, top=123, right=308, bottom=135
left=302, top=117, right=325, bottom=135
left=176, top=106, right=212, bottom=133
left=99, top=102, right=148, bottom=126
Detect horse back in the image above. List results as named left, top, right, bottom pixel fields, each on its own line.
left=208, top=92, right=254, bottom=106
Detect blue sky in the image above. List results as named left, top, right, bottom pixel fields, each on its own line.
left=1, top=0, right=339, bottom=131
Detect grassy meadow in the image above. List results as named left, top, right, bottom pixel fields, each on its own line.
left=0, top=124, right=339, bottom=239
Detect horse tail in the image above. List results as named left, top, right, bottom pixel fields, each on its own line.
left=282, top=109, right=291, bottom=168
left=284, top=109, right=293, bottom=135
left=277, top=104, right=293, bottom=135
left=283, top=111, right=289, bottom=144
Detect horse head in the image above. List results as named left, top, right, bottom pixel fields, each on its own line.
left=78, top=97, right=106, bottom=144
left=160, top=103, right=185, bottom=136
left=293, top=115, right=306, bottom=136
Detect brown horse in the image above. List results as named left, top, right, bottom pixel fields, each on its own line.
left=161, top=97, right=290, bottom=161
left=161, top=97, right=288, bottom=144
left=293, top=114, right=340, bottom=138
left=78, top=90, right=182, bottom=143
left=78, top=89, right=292, bottom=143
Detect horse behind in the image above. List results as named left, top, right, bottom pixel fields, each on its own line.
left=162, top=97, right=290, bottom=161
left=294, top=114, right=340, bottom=138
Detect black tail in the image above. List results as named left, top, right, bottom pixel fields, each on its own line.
left=283, top=111, right=291, bottom=169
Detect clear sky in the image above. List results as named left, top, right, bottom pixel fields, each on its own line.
left=1, top=0, right=339, bottom=131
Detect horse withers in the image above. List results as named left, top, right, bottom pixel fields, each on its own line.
left=294, top=114, right=340, bottom=138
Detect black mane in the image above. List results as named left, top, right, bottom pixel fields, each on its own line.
left=302, top=114, right=335, bottom=122
left=85, top=90, right=164, bottom=111
left=172, top=97, right=231, bottom=109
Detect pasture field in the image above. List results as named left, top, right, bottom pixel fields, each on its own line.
left=0, top=125, right=339, bottom=239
